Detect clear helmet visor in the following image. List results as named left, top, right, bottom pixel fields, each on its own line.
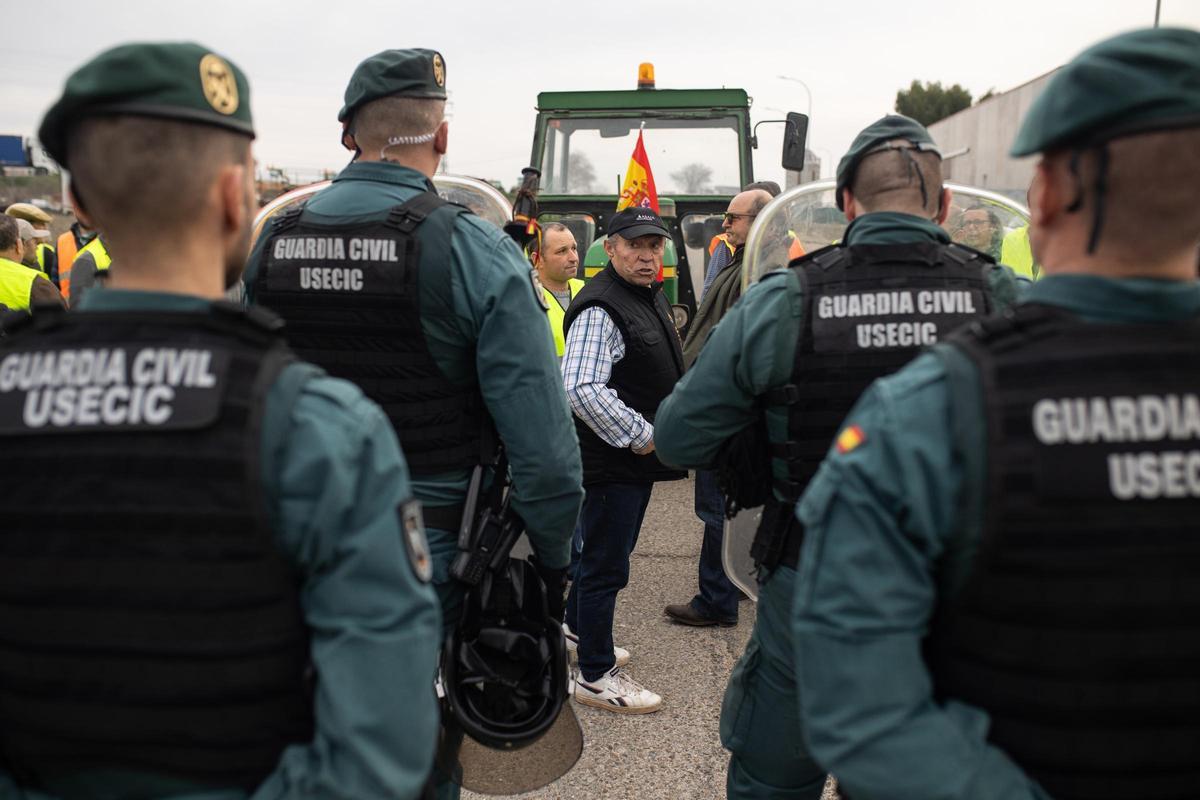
left=250, top=174, right=515, bottom=246
left=741, top=180, right=1035, bottom=291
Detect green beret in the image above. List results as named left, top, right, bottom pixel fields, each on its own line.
left=338, top=49, right=447, bottom=123
left=1012, top=27, right=1200, bottom=156
left=835, top=115, right=940, bottom=210
left=38, top=42, right=253, bottom=169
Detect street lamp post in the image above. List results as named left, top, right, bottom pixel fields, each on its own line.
left=777, top=75, right=815, bottom=178
left=776, top=74, right=813, bottom=120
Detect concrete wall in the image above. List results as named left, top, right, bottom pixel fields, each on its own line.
left=784, top=149, right=822, bottom=188
left=929, top=69, right=1058, bottom=198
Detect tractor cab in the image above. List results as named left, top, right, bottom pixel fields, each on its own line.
left=530, top=64, right=807, bottom=324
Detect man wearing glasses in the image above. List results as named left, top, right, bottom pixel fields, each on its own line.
left=662, top=188, right=773, bottom=630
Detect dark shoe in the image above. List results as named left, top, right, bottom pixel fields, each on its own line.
left=664, top=603, right=736, bottom=627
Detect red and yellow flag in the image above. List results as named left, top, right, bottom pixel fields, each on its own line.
left=616, top=128, right=664, bottom=280
left=617, top=129, right=659, bottom=214
left=835, top=424, right=867, bottom=454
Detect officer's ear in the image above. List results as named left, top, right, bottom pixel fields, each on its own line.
left=216, top=162, right=249, bottom=236
left=1028, top=158, right=1063, bottom=229
left=841, top=187, right=860, bottom=222
left=341, top=121, right=358, bottom=153
left=934, top=187, right=952, bottom=225
left=433, top=120, right=449, bottom=156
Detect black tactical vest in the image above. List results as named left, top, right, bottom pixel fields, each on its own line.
left=563, top=265, right=686, bottom=485
left=0, top=305, right=313, bottom=790
left=753, top=242, right=995, bottom=570
left=253, top=192, right=492, bottom=476
left=928, top=303, right=1200, bottom=800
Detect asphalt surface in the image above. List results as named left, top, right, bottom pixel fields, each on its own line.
left=465, top=475, right=752, bottom=800
left=463, top=476, right=843, bottom=800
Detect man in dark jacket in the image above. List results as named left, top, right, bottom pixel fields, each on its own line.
left=561, top=207, right=686, bottom=714
left=664, top=188, right=772, bottom=629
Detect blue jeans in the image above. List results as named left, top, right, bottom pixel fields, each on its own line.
left=568, top=519, right=584, bottom=581
left=565, top=481, right=654, bottom=682
left=691, top=469, right=739, bottom=623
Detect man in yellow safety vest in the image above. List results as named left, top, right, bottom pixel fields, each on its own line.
left=532, top=222, right=584, bottom=359
left=0, top=216, right=65, bottom=312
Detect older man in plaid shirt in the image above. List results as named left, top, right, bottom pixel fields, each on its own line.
left=561, top=207, right=686, bottom=715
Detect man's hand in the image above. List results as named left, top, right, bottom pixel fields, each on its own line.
left=633, top=439, right=655, bottom=455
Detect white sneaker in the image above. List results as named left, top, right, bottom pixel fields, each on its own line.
left=562, top=623, right=631, bottom=667
left=574, top=667, right=662, bottom=714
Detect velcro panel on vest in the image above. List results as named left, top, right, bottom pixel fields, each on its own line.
left=784, top=243, right=992, bottom=498
left=0, top=308, right=313, bottom=789
left=930, top=304, right=1200, bottom=800
left=254, top=194, right=489, bottom=475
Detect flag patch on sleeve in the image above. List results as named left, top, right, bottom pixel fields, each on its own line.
left=835, top=425, right=866, bottom=454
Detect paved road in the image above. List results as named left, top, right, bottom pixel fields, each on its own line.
left=466, top=475, right=754, bottom=800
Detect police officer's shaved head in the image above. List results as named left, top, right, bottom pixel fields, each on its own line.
left=851, top=144, right=944, bottom=217
left=68, top=117, right=251, bottom=235
left=1046, top=128, right=1200, bottom=262
left=1014, top=28, right=1200, bottom=270
left=352, top=96, right=446, bottom=154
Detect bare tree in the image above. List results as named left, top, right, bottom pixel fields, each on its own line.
left=567, top=153, right=599, bottom=193
left=671, top=163, right=713, bottom=194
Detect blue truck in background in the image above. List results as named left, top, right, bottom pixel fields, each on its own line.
left=0, top=135, right=53, bottom=173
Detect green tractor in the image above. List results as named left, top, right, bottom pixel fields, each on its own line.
left=526, top=64, right=807, bottom=323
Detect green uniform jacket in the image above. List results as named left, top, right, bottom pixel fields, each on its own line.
left=0, top=290, right=443, bottom=800
left=792, top=275, right=1200, bottom=800
left=244, top=162, right=582, bottom=571
left=655, top=212, right=1026, bottom=479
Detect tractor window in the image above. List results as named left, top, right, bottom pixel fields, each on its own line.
left=541, top=116, right=741, bottom=196
left=680, top=213, right=726, bottom=299
left=538, top=212, right=597, bottom=257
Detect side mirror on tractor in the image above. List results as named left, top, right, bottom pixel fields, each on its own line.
left=781, top=112, right=809, bottom=172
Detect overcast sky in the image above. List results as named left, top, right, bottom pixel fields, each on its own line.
left=3, top=0, right=1198, bottom=188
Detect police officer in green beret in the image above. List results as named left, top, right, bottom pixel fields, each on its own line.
left=656, top=113, right=1025, bottom=798
left=0, top=42, right=441, bottom=799
left=242, top=49, right=582, bottom=799
left=789, top=27, right=1200, bottom=800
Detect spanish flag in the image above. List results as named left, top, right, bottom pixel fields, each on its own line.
left=617, top=129, right=659, bottom=214
left=617, top=128, right=663, bottom=279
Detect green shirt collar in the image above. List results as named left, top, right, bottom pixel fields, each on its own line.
left=332, top=160, right=435, bottom=191
left=844, top=212, right=950, bottom=246
left=75, top=288, right=212, bottom=313
left=1026, top=274, right=1200, bottom=323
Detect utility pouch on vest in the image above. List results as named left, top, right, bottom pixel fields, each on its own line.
left=450, top=450, right=526, bottom=586
left=715, top=413, right=771, bottom=518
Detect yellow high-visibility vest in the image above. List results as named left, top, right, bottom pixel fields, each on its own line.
left=542, top=278, right=585, bottom=357
left=76, top=236, right=112, bottom=272
left=1000, top=226, right=1039, bottom=280
left=0, top=257, right=40, bottom=311
left=35, top=242, right=54, bottom=274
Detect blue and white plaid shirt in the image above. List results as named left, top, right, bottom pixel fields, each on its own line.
left=562, top=306, right=654, bottom=450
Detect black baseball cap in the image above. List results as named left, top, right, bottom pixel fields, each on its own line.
left=608, top=207, right=669, bottom=239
